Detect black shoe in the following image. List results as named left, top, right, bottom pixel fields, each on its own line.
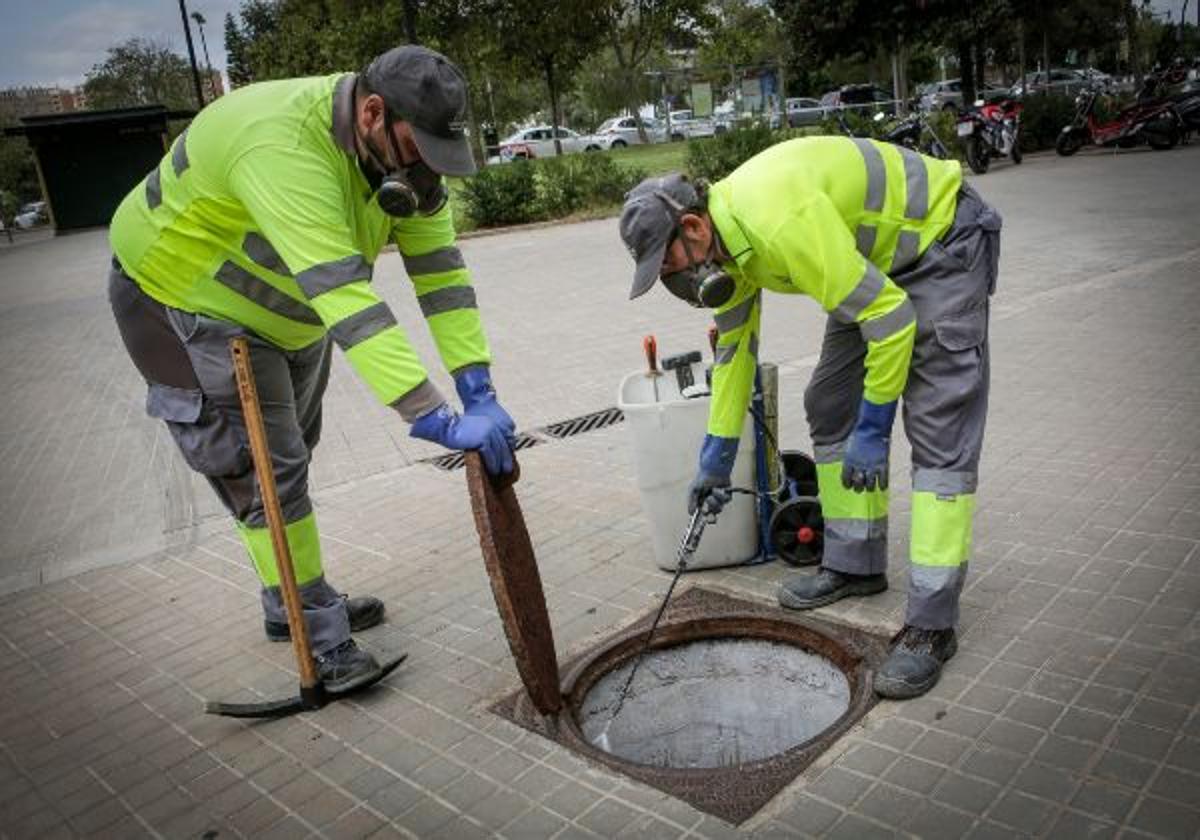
left=265, top=595, right=386, bottom=642
left=778, top=568, right=887, bottom=610
left=316, top=639, right=383, bottom=694
left=874, top=626, right=958, bottom=699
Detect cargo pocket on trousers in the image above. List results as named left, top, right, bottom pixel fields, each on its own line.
left=929, top=305, right=988, bottom=411
left=146, top=383, right=250, bottom=477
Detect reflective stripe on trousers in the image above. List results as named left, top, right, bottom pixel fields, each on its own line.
left=108, top=263, right=350, bottom=654
left=802, top=187, right=999, bottom=629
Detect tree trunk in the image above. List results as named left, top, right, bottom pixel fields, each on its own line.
left=958, top=40, right=976, bottom=106
left=402, top=0, right=418, bottom=43
left=544, top=56, right=563, bottom=156
left=611, top=38, right=648, bottom=144
left=1017, top=18, right=1026, bottom=93
left=1041, top=8, right=1051, bottom=96
left=1125, top=1, right=1143, bottom=87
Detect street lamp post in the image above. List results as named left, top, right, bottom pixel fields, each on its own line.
left=191, top=11, right=215, bottom=100
left=177, top=0, right=206, bottom=108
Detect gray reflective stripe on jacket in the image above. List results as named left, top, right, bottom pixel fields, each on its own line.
left=860, top=298, right=916, bottom=342
left=296, top=254, right=373, bottom=298
left=403, top=246, right=465, bottom=276
left=146, top=169, right=162, bottom=209
left=214, top=261, right=322, bottom=325
left=418, top=286, right=477, bottom=317
left=833, top=263, right=886, bottom=322
left=714, top=332, right=758, bottom=366
left=172, top=129, right=190, bottom=177
left=243, top=232, right=291, bottom=276
left=328, top=301, right=397, bottom=350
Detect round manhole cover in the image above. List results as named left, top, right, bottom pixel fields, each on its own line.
left=577, top=637, right=850, bottom=768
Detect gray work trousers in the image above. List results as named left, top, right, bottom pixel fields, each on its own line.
left=804, top=185, right=1001, bottom=628
left=108, top=263, right=351, bottom=653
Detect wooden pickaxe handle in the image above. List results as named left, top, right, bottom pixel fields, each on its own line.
left=230, top=337, right=319, bottom=690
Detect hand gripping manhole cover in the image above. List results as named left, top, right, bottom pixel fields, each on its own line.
left=465, top=451, right=562, bottom=715
left=492, top=587, right=891, bottom=824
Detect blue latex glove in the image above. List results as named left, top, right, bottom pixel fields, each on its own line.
left=411, top=403, right=514, bottom=475
left=687, top=435, right=738, bottom=515
left=842, top=399, right=898, bottom=493
left=455, top=365, right=516, bottom=441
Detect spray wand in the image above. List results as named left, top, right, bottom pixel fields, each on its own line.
left=595, top=505, right=714, bottom=751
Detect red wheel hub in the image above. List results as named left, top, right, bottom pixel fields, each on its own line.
left=796, top=526, right=815, bottom=544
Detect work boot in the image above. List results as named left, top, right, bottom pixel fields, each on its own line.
left=316, top=639, right=383, bottom=694
left=265, top=595, right=385, bottom=642
left=778, top=567, right=888, bottom=610
left=874, top=625, right=958, bottom=700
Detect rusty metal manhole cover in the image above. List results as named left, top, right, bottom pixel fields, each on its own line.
left=492, top=587, right=890, bottom=824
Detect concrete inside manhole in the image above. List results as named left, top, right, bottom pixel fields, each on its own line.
left=491, top=588, right=891, bottom=824
left=577, top=638, right=850, bottom=768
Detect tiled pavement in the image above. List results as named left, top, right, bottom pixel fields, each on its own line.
left=0, top=144, right=1197, bottom=838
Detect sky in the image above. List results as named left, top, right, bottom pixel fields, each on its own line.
left=0, top=0, right=1192, bottom=90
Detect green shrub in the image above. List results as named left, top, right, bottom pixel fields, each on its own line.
left=685, top=124, right=792, bottom=182
left=458, top=160, right=538, bottom=227
left=460, top=152, right=647, bottom=228
left=1018, top=93, right=1078, bottom=151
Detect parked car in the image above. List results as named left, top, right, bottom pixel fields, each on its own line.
left=667, top=109, right=718, bottom=140
left=1010, top=69, right=1091, bottom=98
left=497, top=125, right=587, bottom=160
left=819, top=84, right=897, bottom=116
left=786, top=97, right=825, bottom=127
left=918, top=79, right=1009, bottom=113
left=14, top=201, right=47, bottom=229
left=583, top=116, right=665, bottom=151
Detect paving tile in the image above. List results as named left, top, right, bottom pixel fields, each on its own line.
left=931, top=773, right=1002, bottom=817
left=986, top=789, right=1056, bottom=835
left=1070, top=779, right=1140, bottom=824
left=575, top=796, right=642, bottom=837
left=1128, top=795, right=1200, bottom=837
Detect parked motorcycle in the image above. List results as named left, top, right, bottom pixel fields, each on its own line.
left=831, top=108, right=950, bottom=160
left=1137, top=63, right=1200, bottom=139
left=1056, top=87, right=1182, bottom=156
left=874, top=111, right=951, bottom=159
left=956, top=98, right=1022, bottom=174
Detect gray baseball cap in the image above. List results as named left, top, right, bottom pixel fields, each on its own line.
left=364, top=45, right=476, bottom=177
left=619, top=173, right=700, bottom=300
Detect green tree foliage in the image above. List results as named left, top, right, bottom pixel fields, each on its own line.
left=489, top=0, right=617, bottom=155
left=224, top=12, right=254, bottom=88
left=0, top=130, right=41, bottom=212
left=597, top=0, right=709, bottom=139
left=82, top=38, right=197, bottom=110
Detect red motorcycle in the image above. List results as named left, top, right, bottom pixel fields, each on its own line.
left=1056, top=87, right=1182, bottom=156
left=956, top=98, right=1023, bottom=174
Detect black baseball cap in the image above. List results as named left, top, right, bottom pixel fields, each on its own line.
left=619, top=173, right=700, bottom=300
left=364, top=45, right=476, bottom=177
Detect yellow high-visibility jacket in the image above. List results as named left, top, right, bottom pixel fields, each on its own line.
left=706, top=136, right=962, bottom=437
left=110, top=73, right=489, bottom=421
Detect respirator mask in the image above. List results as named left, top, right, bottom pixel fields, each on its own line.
left=655, top=190, right=735, bottom=309
left=359, top=105, right=448, bottom=217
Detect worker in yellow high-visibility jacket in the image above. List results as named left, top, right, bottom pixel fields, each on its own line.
left=108, top=46, right=514, bottom=693
left=619, top=136, right=1001, bottom=698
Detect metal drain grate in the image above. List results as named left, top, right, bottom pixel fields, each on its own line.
left=421, top=407, right=625, bottom=471
left=425, top=431, right=543, bottom=471
left=541, top=407, right=624, bottom=439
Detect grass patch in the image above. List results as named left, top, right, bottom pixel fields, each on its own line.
left=605, top=142, right=689, bottom=176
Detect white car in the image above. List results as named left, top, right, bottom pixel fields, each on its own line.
left=667, top=110, right=717, bottom=140
left=786, top=97, right=825, bottom=127
left=497, top=126, right=587, bottom=160
left=14, top=200, right=47, bottom=229
left=583, top=116, right=665, bottom=151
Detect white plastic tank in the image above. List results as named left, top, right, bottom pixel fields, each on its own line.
left=618, top=360, right=759, bottom=571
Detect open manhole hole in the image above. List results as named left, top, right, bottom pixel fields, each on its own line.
left=492, top=587, right=890, bottom=824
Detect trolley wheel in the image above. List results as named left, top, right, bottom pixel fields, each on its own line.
left=770, top=496, right=824, bottom=567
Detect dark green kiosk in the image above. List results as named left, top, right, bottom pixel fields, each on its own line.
left=4, top=106, right=193, bottom=233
